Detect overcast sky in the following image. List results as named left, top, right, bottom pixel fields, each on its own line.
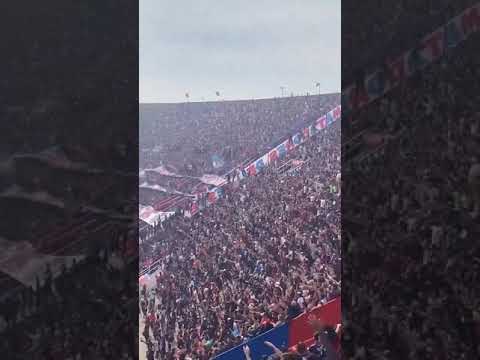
left=140, top=0, right=340, bottom=103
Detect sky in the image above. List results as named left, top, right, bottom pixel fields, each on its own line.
left=140, top=0, right=340, bottom=103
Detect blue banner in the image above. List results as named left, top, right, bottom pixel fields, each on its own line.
left=214, top=323, right=290, bottom=360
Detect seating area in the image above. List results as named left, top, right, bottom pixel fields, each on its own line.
left=140, top=94, right=339, bottom=176
left=140, top=115, right=341, bottom=359
left=343, top=28, right=480, bottom=359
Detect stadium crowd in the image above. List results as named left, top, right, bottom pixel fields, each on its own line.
left=140, top=118, right=341, bottom=359
left=242, top=317, right=341, bottom=360
left=140, top=94, right=339, bottom=176
left=0, top=250, right=138, bottom=360
left=2, top=1, right=136, bottom=169
left=0, top=147, right=137, bottom=358
left=343, top=31, right=480, bottom=359
left=1, top=2, right=139, bottom=359
left=342, top=0, right=477, bottom=86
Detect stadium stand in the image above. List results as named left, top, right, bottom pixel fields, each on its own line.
left=139, top=97, right=341, bottom=359
left=140, top=95, right=339, bottom=176
left=342, top=0, right=478, bottom=86
left=343, top=3, right=480, bottom=359
left=0, top=1, right=138, bottom=359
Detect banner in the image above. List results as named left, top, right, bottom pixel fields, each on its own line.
left=184, top=104, right=341, bottom=221
left=214, top=323, right=290, bottom=360
left=140, top=105, right=341, bottom=277
left=144, top=165, right=178, bottom=177
left=1, top=186, right=65, bottom=209
left=0, top=237, right=85, bottom=289
left=213, top=297, right=341, bottom=360
left=288, top=297, right=341, bottom=348
left=139, top=182, right=167, bottom=192
left=212, top=154, right=225, bottom=169
left=245, top=105, right=341, bottom=177
left=199, top=174, right=227, bottom=186
left=207, top=187, right=224, bottom=204
left=139, top=206, right=175, bottom=226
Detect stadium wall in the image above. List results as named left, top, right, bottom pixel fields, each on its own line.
left=213, top=297, right=340, bottom=360
left=288, top=296, right=341, bottom=348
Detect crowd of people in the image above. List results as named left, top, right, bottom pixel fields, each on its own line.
left=1, top=0, right=138, bottom=288
left=1, top=2, right=140, bottom=359
left=2, top=1, right=137, bottom=168
left=140, top=94, right=339, bottom=176
left=140, top=117, right=341, bottom=359
left=0, top=152, right=138, bottom=360
left=242, top=317, right=341, bottom=360
left=0, top=250, right=138, bottom=360
left=343, top=30, right=480, bottom=358
left=342, top=0, right=477, bottom=86
left=0, top=145, right=138, bottom=360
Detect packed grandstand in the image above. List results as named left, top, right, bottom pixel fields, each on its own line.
left=0, top=144, right=138, bottom=359
left=139, top=94, right=342, bottom=360
left=138, top=3, right=480, bottom=357
left=1, top=1, right=138, bottom=359
left=0, top=0, right=477, bottom=358
left=342, top=2, right=480, bottom=359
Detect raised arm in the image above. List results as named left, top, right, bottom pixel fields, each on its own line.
left=264, top=341, right=283, bottom=356
left=243, top=345, right=252, bottom=360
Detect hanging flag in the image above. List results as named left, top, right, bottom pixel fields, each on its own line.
left=237, top=167, right=248, bottom=180
left=0, top=238, right=85, bottom=288
left=216, top=91, right=220, bottom=96
left=333, top=105, right=341, bottom=119
left=276, top=141, right=288, bottom=158
left=185, top=92, right=189, bottom=98
left=326, top=111, right=335, bottom=125
left=246, top=163, right=257, bottom=176
left=292, top=132, right=303, bottom=146
left=286, top=137, right=295, bottom=151
left=254, top=158, right=266, bottom=173
left=316, top=115, right=327, bottom=130
left=207, top=191, right=217, bottom=204
left=211, top=154, right=225, bottom=169
left=199, top=174, right=227, bottom=186
left=268, top=148, right=279, bottom=163
left=207, top=187, right=224, bottom=204
left=303, top=125, right=313, bottom=139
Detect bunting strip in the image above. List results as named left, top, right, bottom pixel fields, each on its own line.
left=342, top=3, right=480, bottom=117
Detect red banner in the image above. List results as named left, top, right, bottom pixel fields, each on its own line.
left=288, top=296, right=341, bottom=347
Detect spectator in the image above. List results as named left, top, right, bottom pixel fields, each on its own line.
left=343, top=28, right=480, bottom=359
left=140, top=117, right=341, bottom=359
